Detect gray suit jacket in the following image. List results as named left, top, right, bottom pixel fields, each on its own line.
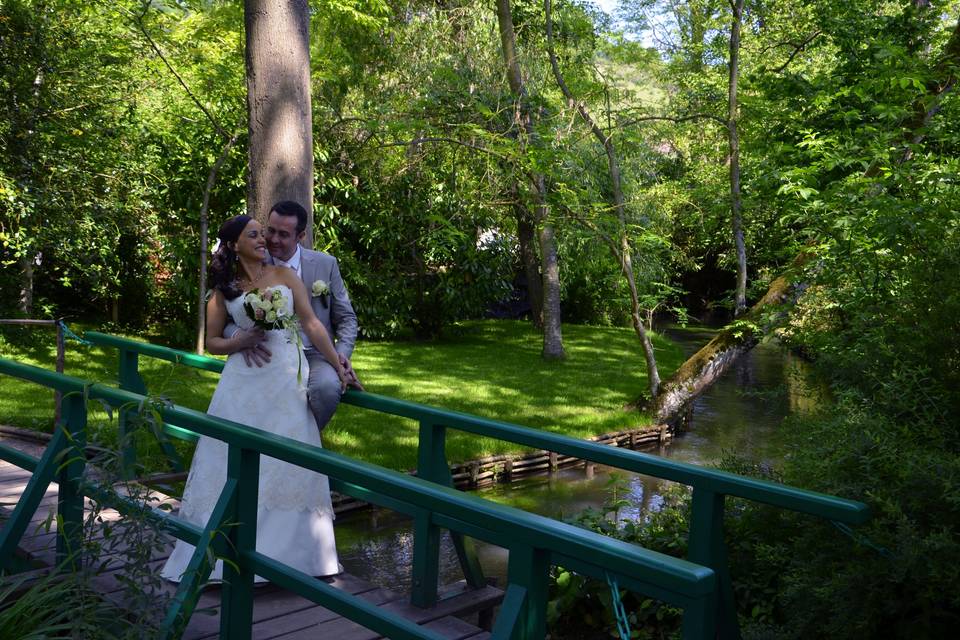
left=294, top=247, right=358, bottom=359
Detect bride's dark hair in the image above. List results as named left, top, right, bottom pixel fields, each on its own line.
left=209, top=214, right=253, bottom=300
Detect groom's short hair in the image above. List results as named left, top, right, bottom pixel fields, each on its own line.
left=270, top=200, right=308, bottom=235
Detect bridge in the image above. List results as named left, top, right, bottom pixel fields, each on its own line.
left=0, top=332, right=869, bottom=639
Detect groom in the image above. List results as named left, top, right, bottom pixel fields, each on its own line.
left=231, top=200, right=361, bottom=432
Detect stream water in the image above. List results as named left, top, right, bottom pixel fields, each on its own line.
left=334, top=326, right=819, bottom=592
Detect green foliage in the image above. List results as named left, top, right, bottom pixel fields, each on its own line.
left=0, top=434, right=173, bottom=638
left=0, top=0, right=159, bottom=319
left=334, top=170, right=515, bottom=339
left=547, top=476, right=688, bottom=638
left=761, top=403, right=960, bottom=639
left=0, top=568, right=105, bottom=639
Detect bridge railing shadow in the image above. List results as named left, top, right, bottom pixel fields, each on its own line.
left=0, top=353, right=718, bottom=640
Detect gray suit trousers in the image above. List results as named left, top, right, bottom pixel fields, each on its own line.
left=304, top=347, right=343, bottom=432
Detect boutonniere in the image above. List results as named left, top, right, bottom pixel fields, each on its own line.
left=311, top=279, right=331, bottom=307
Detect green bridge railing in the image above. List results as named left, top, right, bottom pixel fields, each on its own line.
left=0, top=332, right=872, bottom=639
left=0, top=355, right=716, bottom=639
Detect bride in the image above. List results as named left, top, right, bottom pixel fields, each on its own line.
left=161, top=214, right=346, bottom=583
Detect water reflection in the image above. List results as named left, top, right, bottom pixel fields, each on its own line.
left=337, top=329, right=815, bottom=592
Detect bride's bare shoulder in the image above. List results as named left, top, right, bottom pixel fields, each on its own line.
left=267, top=266, right=305, bottom=291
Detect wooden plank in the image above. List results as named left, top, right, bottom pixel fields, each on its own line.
left=422, top=616, right=487, bottom=640
left=185, top=574, right=385, bottom=640
left=254, top=586, right=399, bottom=640
left=386, top=584, right=503, bottom=623
left=0, top=475, right=46, bottom=494
left=296, top=584, right=503, bottom=640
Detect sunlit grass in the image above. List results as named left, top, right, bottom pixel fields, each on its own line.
left=0, top=319, right=685, bottom=472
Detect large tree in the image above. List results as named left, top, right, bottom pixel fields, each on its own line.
left=245, top=0, right=314, bottom=239
left=727, top=0, right=747, bottom=315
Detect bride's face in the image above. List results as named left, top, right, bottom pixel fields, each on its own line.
left=232, top=220, right=267, bottom=262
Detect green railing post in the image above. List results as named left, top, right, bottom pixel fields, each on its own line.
left=220, top=446, right=260, bottom=640
left=504, top=545, right=549, bottom=640
left=411, top=506, right=442, bottom=608
left=117, top=349, right=147, bottom=479
left=411, top=420, right=446, bottom=607
left=116, top=346, right=185, bottom=477
left=681, top=591, right=718, bottom=640
left=56, top=392, right=87, bottom=566
left=412, top=419, right=487, bottom=608
left=688, top=488, right=740, bottom=640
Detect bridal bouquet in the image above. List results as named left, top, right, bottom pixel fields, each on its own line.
left=242, top=287, right=293, bottom=331
left=242, top=287, right=304, bottom=382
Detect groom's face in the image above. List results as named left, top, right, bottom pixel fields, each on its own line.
left=265, top=212, right=305, bottom=262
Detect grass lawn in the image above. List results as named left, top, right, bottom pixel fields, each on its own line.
left=0, top=319, right=685, bottom=472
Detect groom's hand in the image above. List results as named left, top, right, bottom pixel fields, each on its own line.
left=339, top=354, right=364, bottom=391
left=233, top=328, right=272, bottom=367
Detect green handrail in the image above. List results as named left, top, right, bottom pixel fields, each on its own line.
left=0, top=356, right=718, bottom=640
left=81, top=331, right=868, bottom=522
left=79, top=332, right=871, bottom=639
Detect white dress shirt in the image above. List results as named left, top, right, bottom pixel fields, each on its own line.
left=273, top=246, right=312, bottom=348
left=273, top=245, right=303, bottom=278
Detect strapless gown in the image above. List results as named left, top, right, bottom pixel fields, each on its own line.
left=161, top=284, right=339, bottom=582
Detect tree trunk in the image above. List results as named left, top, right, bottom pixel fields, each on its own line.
left=513, top=188, right=543, bottom=329
left=654, top=252, right=812, bottom=422
left=622, top=248, right=661, bottom=397
left=536, top=208, right=565, bottom=358
left=495, top=0, right=565, bottom=358
left=196, top=133, right=240, bottom=354
left=245, top=0, right=314, bottom=244
left=18, top=256, right=33, bottom=316
left=729, top=0, right=747, bottom=316
left=13, top=65, right=45, bottom=318
left=545, top=0, right=659, bottom=392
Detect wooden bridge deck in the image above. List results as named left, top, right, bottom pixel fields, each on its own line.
left=0, top=435, right=501, bottom=639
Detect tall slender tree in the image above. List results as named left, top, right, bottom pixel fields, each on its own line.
left=494, top=0, right=566, bottom=359
left=545, top=0, right=661, bottom=398
left=728, top=0, right=747, bottom=315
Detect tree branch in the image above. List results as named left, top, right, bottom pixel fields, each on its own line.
left=617, top=113, right=727, bottom=129
left=560, top=205, right=620, bottom=258
left=377, top=136, right=512, bottom=162
left=765, top=31, right=823, bottom=73
left=132, top=1, right=231, bottom=141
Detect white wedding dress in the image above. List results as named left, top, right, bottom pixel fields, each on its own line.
left=161, top=284, right=340, bottom=583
